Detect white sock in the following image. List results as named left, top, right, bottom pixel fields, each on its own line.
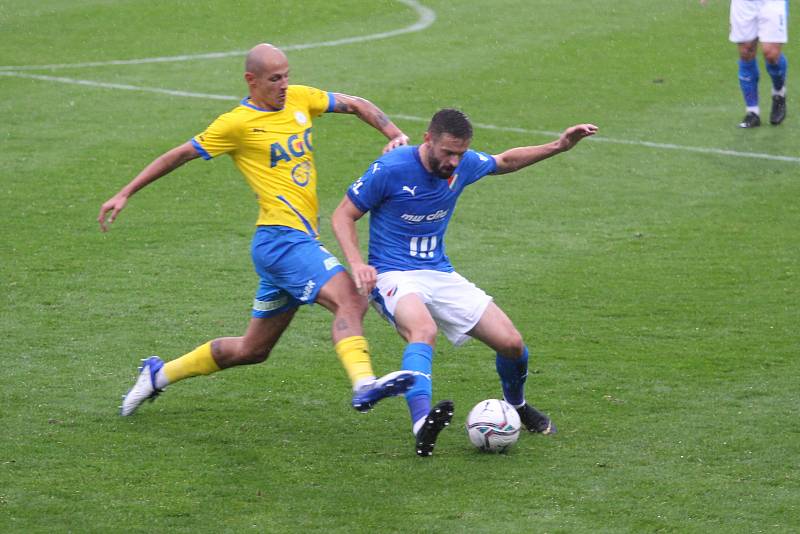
left=412, top=417, right=425, bottom=436
left=773, top=86, right=787, bottom=97
left=746, top=105, right=760, bottom=115
left=154, top=369, right=169, bottom=389
left=353, top=376, right=376, bottom=392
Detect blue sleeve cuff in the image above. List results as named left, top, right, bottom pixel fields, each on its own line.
left=346, top=188, right=369, bottom=212
left=190, top=138, right=212, bottom=160
left=325, top=92, right=336, bottom=113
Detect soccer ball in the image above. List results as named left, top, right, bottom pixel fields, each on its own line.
left=466, top=399, right=521, bottom=453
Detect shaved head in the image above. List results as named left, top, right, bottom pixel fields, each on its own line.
left=243, top=43, right=290, bottom=110
left=245, top=43, right=287, bottom=75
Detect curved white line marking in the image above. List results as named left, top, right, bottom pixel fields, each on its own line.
left=3, top=71, right=796, bottom=164
left=0, top=0, right=435, bottom=72
left=0, top=71, right=239, bottom=101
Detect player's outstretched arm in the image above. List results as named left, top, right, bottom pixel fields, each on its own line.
left=492, top=123, right=598, bottom=175
left=98, top=142, right=200, bottom=232
left=330, top=93, right=409, bottom=153
left=331, top=196, right=376, bottom=296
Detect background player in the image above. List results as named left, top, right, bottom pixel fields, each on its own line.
left=99, top=43, right=415, bottom=418
left=701, top=0, right=789, bottom=127
left=332, top=108, right=597, bottom=456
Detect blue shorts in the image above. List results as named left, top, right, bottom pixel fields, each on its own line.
left=250, top=226, right=346, bottom=318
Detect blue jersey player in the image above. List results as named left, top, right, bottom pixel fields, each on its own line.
left=332, top=109, right=597, bottom=456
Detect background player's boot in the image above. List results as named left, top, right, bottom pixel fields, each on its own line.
left=738, top=111, right=761, bottom=128
left=516, top=403, right=557, bottom=435
left=415, top=400, right=454, bottom=457
left=770, top=95, right=786, bottom=125
left=120, top=356, right=164, bottom=416
left=351, top=370, right=416, bottom=412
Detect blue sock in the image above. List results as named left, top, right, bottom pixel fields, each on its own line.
left=765, top=54, right=787, bottom=92
left=402, top=343, right=433, bottom=432
left=738, top=58, right=760, bottom=108
left=495, top=346, right=529, bottom=407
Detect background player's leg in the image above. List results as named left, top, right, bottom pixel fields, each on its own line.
left=737, top=41, right=761, bottom=127
left=762, top=43, right=787, bottom=125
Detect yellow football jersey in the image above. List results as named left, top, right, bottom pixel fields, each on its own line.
left=191, top=85, right=334, bottom=234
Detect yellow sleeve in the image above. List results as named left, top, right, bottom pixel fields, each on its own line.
left=191, top=112, right=240, bottom=159
left=296, top=85, right=334, bottom=118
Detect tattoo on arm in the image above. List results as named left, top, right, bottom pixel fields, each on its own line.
left=334, top=100, right=352, bottom=113
left=374, top=111, right=390, bottom=128
left=334, top=318, right=350, bottom=332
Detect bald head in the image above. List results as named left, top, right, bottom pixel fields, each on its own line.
left=243, top=43, right=290, bottom=110
left=245, top=43, right=287, bottom=75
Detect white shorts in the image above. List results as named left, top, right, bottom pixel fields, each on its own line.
left=370, top=270, right=493, bottom=347
left=729, top=0, right=788, bottom=44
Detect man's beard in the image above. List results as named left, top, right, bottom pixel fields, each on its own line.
left=427, top=154, right=453, bottom=179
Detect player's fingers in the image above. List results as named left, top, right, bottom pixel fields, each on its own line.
left=352, top=273, right=366, bottom=295
left=98, top=207, right=110, bottom=232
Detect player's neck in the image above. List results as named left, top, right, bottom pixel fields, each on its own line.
left=248, top=95, right=282, bottom=111
left=417, top=143, right=434, bottom=173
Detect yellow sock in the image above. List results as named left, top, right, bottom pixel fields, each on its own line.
left=162, top=341, right=221, bottom=384
left=335, top=336, right=375, bottom=389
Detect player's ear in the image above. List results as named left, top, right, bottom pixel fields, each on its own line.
left=244, top=71, right=256, bottom=85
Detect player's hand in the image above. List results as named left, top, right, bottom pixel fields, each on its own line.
left=382, top=134, right=410, bottom=154
left=558, top=124, right=598, bottom=152
left=98, top=193, right=128, bottom=232
left=350, top=261, right=377, bottom=296
left=699, top=0, right=708, bottom=6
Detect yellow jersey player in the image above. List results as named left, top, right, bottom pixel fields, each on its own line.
left=99, top=43, right=415, bottom=418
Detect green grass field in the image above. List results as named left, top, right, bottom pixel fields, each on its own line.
left=2, top=0, right=799, bottom=532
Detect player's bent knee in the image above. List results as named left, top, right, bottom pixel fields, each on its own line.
left=403, top=324, right=438, bottom=345
left=496, top=335, right=525, bottom=359
left=236, top=347, right=271, bottom=364
left=763, top=48, right=782, bottom=64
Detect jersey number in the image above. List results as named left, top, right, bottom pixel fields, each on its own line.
left=409, top=236, right=437, bottom=259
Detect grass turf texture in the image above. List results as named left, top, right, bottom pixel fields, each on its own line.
left=2, top=0, right=799, bottom=531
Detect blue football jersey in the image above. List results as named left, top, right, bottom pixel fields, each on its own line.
left=346, top=145, right=497, bottom=273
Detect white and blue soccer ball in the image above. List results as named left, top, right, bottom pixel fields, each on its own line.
left=466, top=398, right=521, bottom=453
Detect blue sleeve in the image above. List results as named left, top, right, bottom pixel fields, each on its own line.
left=462, top=149, right=497, bottom=185
left=325, top=92, right=335, bottom=113
left=346, top=160, right=389, bottom=212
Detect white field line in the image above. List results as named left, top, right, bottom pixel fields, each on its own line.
left=392, top=114, right=800, bottom=164
left=0, top=71, right=240, bottom=101
left=0, top=0, right=435, bottom=72
left=3, top=71, right=799, bottom=164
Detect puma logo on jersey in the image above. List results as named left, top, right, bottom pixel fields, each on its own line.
left=402, top=185, right=418, bottom=196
